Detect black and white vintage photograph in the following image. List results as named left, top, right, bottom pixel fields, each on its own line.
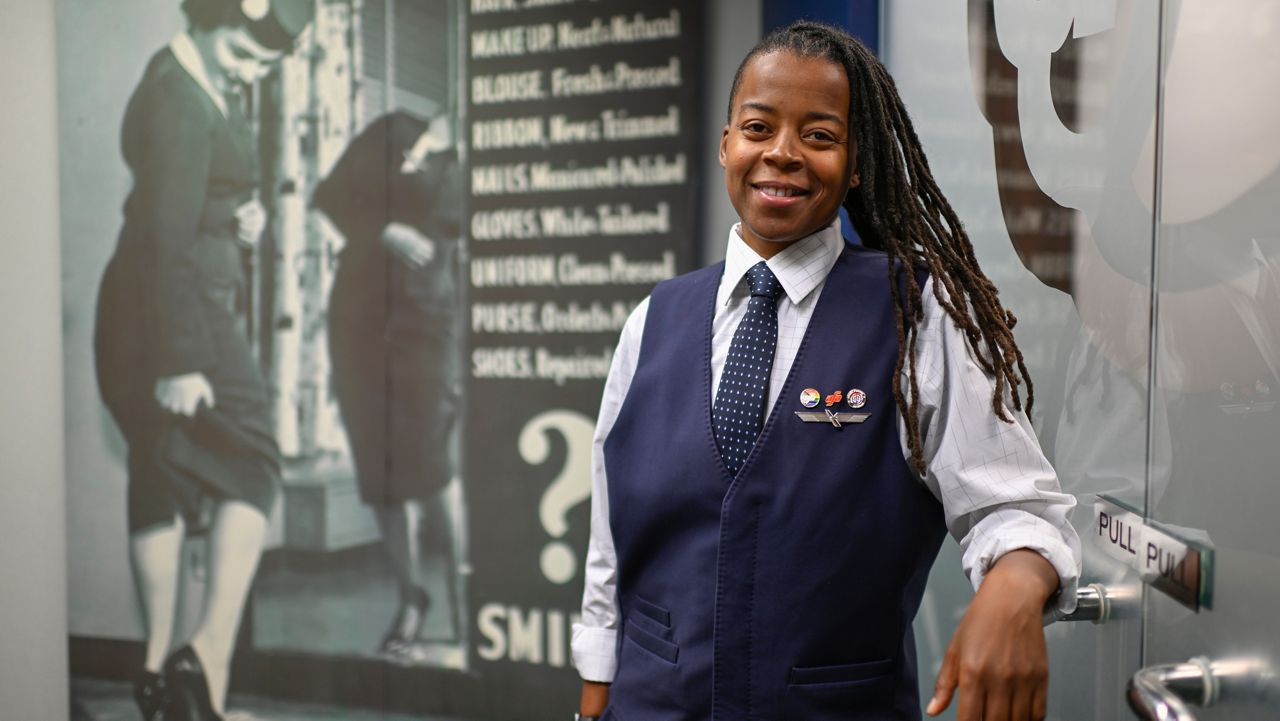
left=59, top=0, right=473, bottom=717
left=57, top=0, right=704, bottom=718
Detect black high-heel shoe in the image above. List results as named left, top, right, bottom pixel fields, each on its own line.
left=162, top=646, right=222, bottom=721
left=379, top=586, right=432, bottom=655
left=133, top=671, right=167, bottom=721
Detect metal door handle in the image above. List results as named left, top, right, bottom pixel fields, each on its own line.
left=1127, top=657, right=1212, bottom=721
left=1126, top=657, right=1273, bottom=721
left=1044, top=583, right=1113, bottom=625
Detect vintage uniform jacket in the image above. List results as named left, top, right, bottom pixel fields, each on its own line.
left=95, top=41, right=278, bottom=531
left=602, top=244, right=947, bottom=720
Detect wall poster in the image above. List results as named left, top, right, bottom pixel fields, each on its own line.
left=464, top=0, right=703, bottom=711
left=57, top=0, right=703, bottom=719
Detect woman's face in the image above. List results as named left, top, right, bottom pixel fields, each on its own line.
left=211, top=27, right=282, bottom=86
left=720, top=51, right=859, bottom=258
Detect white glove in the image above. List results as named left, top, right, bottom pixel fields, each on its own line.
left=154, top=372, right=215, bottom=416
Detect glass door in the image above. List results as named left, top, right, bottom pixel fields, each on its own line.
left=885, top=1, right=1164, bottom=718
left=1139, top=0, right=1280, bottom=717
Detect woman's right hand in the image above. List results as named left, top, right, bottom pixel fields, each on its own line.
left=382, top=221, right=436, bottom=268
left=235, top=197, right=267, bottom=247
left=154, top=373, right=215, bottom=416
left=579, top=681, right=610, bottom=718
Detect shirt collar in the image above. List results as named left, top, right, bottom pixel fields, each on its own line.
left=716, top=219, right=845, bottom=308
left=170, top=32, right=228, bottom=118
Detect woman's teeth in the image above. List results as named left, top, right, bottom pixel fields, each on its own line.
left=759, top=186, right=802, bottom=197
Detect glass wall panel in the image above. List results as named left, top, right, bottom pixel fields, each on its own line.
left=1145, top=1, right=1280, bottom=717
left=885, top=1, right=1163, bottom=718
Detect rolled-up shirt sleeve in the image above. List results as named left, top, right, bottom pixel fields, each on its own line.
left=571, top=297, right=649, bottom=682
left=909, top=278, right=1082, bottom=613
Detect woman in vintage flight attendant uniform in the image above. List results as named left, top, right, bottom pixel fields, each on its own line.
left=92, top=0, right=310, bottom=718
left=313, top=110, right=465, bottom=658
left=573, top=23, right=1082, bottom=721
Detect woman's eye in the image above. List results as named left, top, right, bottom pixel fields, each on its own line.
left=742, top=122, right=769, bottom=134
left=807, top=130, right=837, bottom=143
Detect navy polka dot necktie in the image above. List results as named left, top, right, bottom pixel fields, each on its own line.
left=713, top=261, right=783, bottom=478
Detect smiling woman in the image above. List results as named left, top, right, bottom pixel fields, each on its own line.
left=574, top=21, right=1081, bottom=721
left=718, top=51, right=858, bottom=257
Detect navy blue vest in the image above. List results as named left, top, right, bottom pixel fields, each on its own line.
left=603, top=245, right=947, bottom=721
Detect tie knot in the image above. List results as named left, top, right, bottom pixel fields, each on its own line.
left=745, top=262, right=782, bottom=300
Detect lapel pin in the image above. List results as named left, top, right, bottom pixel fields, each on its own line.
left=800, top=388, right=820, bottom=408
left=795, top=410, right=871, bottom=425
left=796, top=388, right=870, bottom=425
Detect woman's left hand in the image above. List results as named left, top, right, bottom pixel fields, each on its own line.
left=382, top=222, right=436, bottom=268
left=927, top=549, right=1059, bottom=721
left=235, top=197, right=267, bottom=246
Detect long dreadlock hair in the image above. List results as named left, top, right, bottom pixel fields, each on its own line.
left=729, top=21, right=1033, bottom=474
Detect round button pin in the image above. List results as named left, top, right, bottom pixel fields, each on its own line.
left=800, top=388, right=820, bottom=408
left=847, top=389, right=867, bottom=409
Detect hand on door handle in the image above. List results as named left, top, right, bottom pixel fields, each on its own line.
left=1043, top=582, right=1146, bottom=626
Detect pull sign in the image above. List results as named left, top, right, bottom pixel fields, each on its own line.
left=1094, top=495, right=1215, bottom=611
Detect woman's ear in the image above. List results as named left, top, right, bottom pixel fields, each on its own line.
left=719, top=126, right=729, bottom=168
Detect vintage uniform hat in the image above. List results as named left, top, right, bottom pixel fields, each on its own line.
left=239, top=0, right=314, bottom=51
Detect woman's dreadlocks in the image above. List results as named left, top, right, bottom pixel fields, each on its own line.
left=729, top=21, right=1034, bottom=474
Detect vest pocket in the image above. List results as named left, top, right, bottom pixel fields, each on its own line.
left=786, top=658, right=897, bottom=717
left=631, top=595, right=672, bottom=628
left=787, top=658, right=894, bottom=688
left=624, top=619, right=679, bottom=664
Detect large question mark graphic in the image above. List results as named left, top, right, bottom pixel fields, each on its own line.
left=518, top=409, right=595, bottom=584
